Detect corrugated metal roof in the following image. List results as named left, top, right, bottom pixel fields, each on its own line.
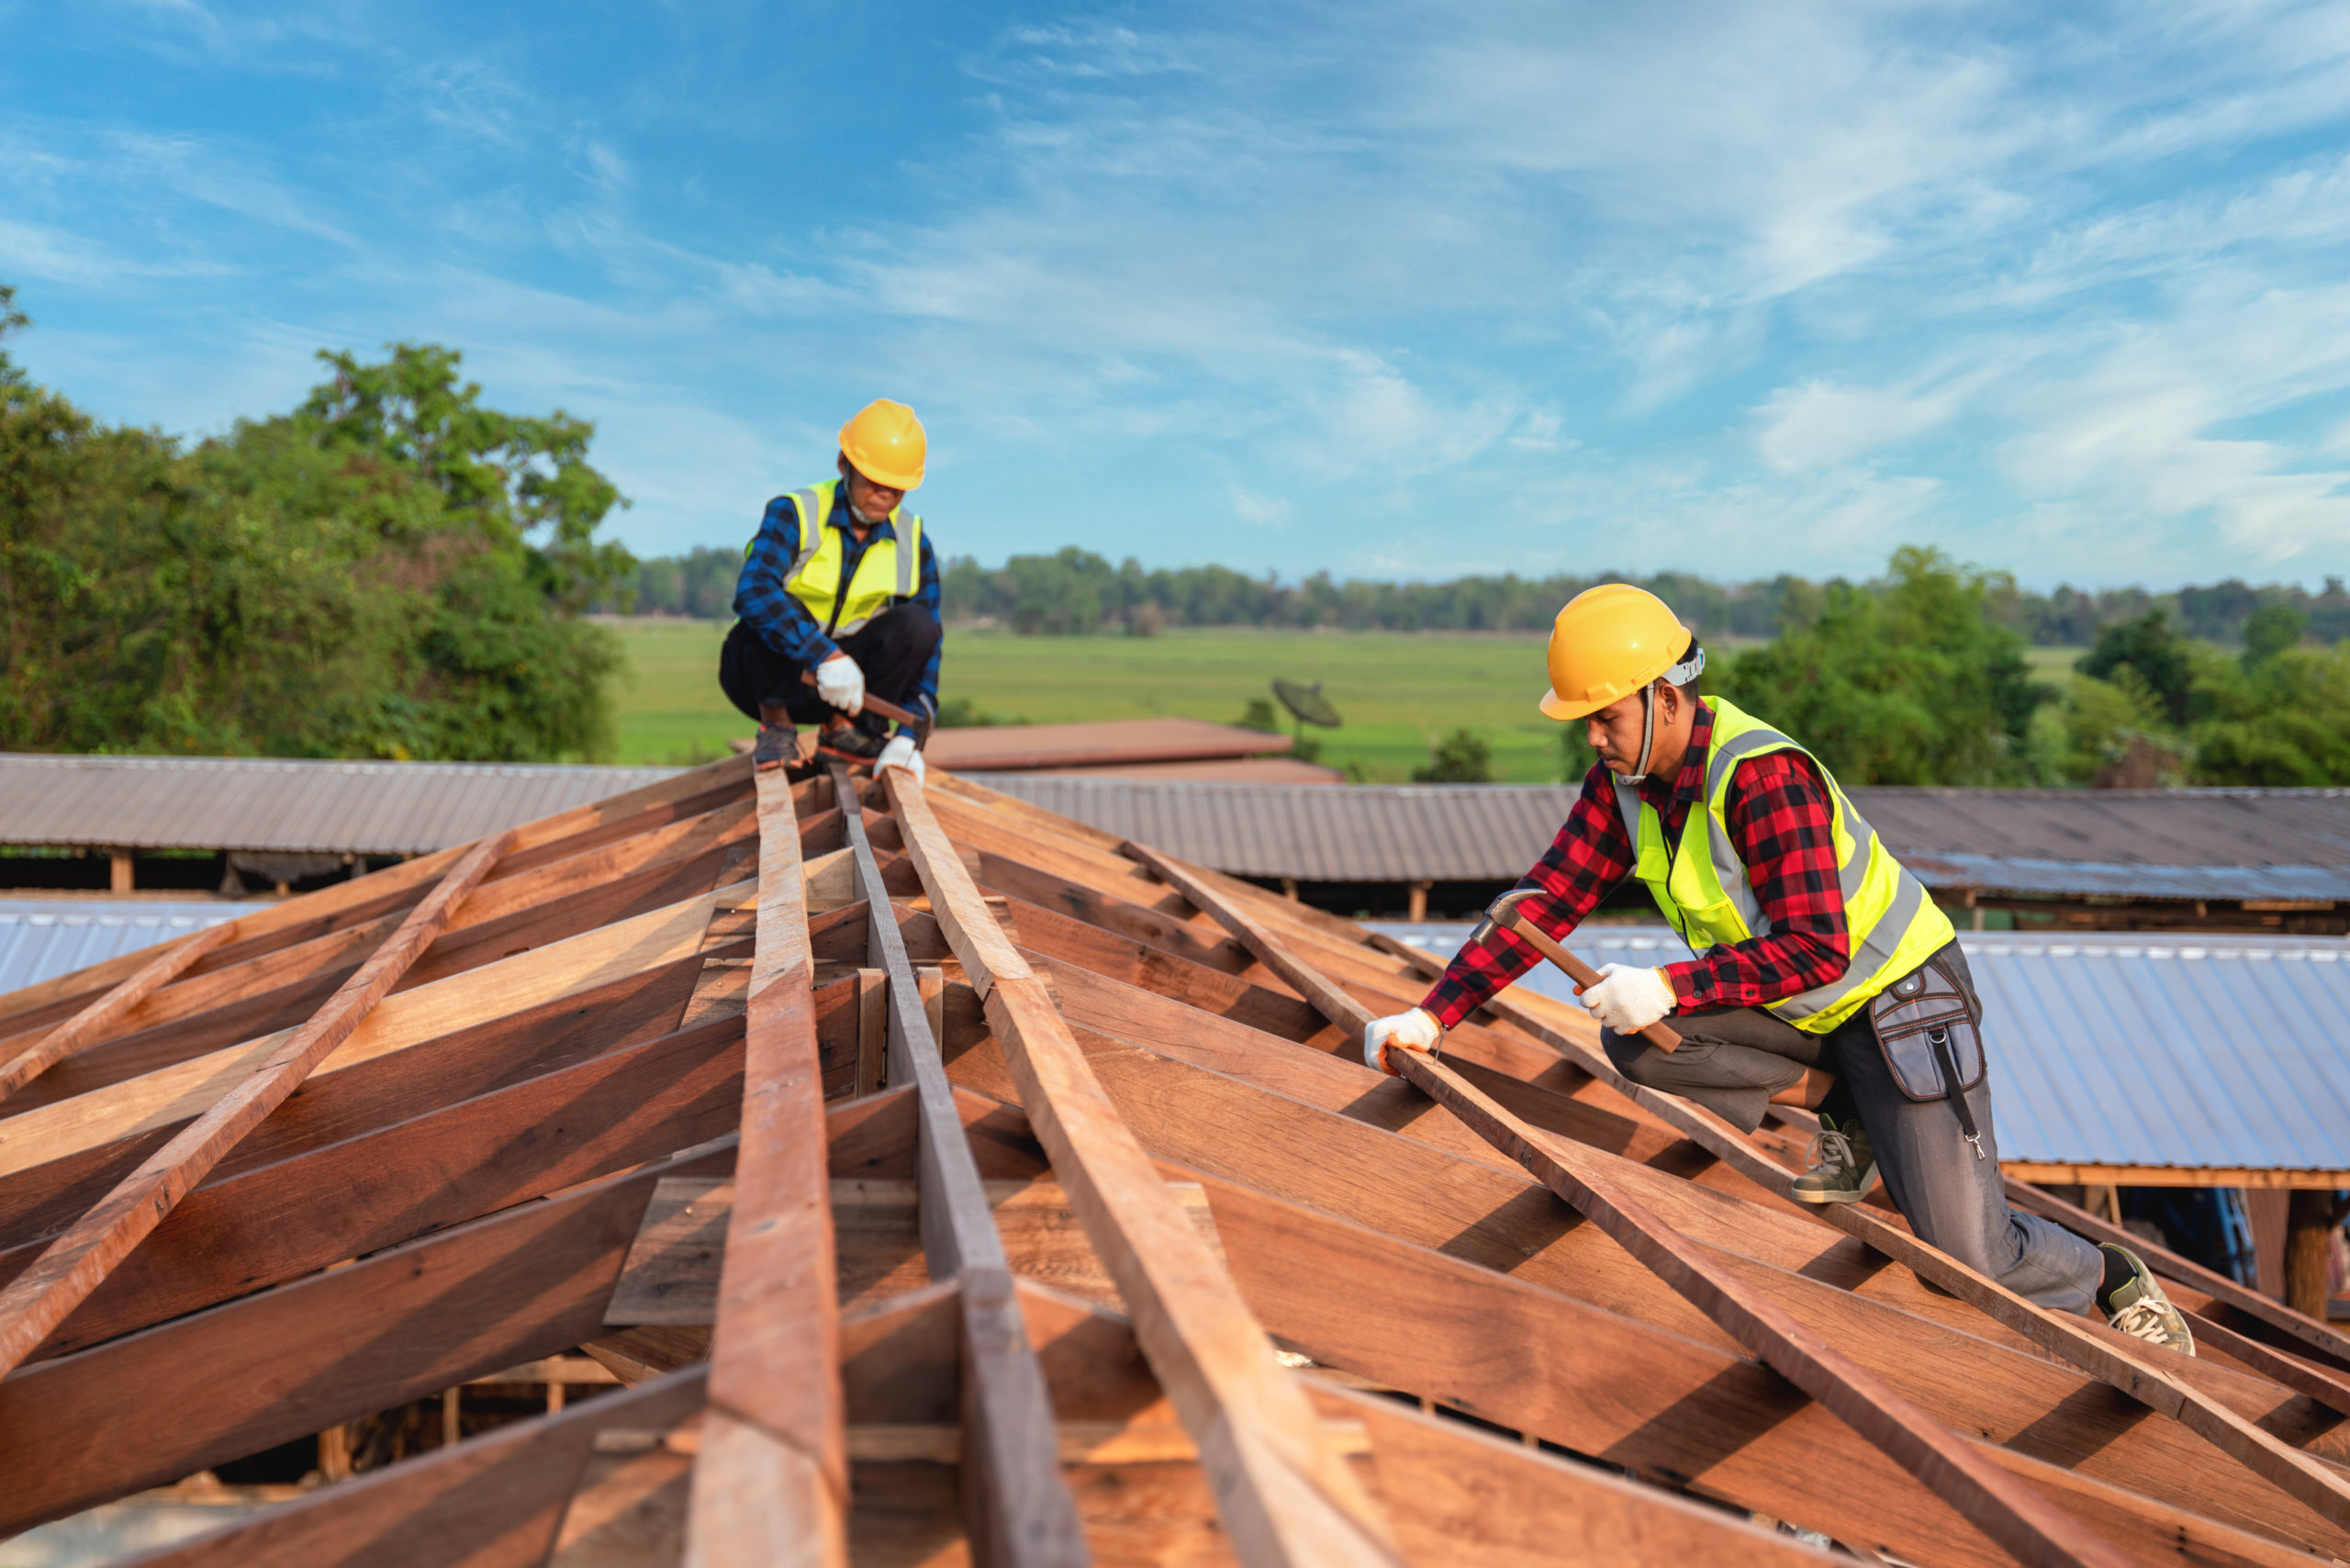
left=1372, top=923, right=2350, bottom=1174
left=978, top=777, right=2350, bottom=902
left=976, top=778, right=1579, bottom=881
left=0, top=899, right=236, bottom=994
left=0, top=756, right=684, bottom=857
left=926, top=719, right=1291, bottom=771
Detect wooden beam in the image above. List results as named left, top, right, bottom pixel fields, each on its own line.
left=0, top=920, right=239, bottom=1103
left=688, top=767, right=846, bottom=1568
left=881, top=767, right=1402, bottom=1568
left=1019, top=1015, right=2350, bottom=1549
left=1396, top=1046, right=2132, bottom=1568
left=2005, top=1162, right=2350, bottom=1191
left=11, top=1008, right=744, bottom=1359
left=1199, top=1164, right=2323, bottom=1568
left=119, top=1368, right=707, bottom=1568
left=1365, top=943, right=2350, bottom=1537
left=0, top=830, right=514, bottom=1380
left=0, top=1144, right=681, bottom=1535
left=827, top=760, right=1090, bottom=1568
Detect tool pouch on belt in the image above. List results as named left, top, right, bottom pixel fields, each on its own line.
left=1866, top=955, right=1989, bottom=1157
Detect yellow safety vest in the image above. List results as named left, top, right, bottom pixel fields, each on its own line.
left=1616, top=698, right=1955, bottom=1034
left=758, top=479, right=924, bottom=636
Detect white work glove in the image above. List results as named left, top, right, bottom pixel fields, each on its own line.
left=815, top=653, right=865, bottom=716
left=1361, top=1007, right=1441, bottom=1077
left=876, top=733, right=925, bottom=781
left=1581, top=963, right=1675, bottom=1033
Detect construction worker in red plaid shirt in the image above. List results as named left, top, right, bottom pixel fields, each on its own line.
left=1362, top=585, right=2197, bottom=1353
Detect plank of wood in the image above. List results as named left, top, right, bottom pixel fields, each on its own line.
left=609, top=1176, right=1229, bottom=1327
left=0, top=1146, right=678, bottom=1535
left=829, top=759, right=1091, bottom=1568
left=689, top=766, right=846, bottom=1568
left=117, top=1369, right=708, bottom=1568
left=1202, top=1161, right=2318, bottom=1568
left=888, top=771, right=1031, bottom=999
left=0, top=831, right=514, bottom=1378
left=881, top=767, right=1403, bottom=1568
left=12, top=1008, right=744, bottom=1359
left=1322, top=1381, right=1828, bottom=1567
left=1395, top=1047, right=2131, bottom=1568
left=0, top=922, right=240, bottom=1103
left=0, top=885, right=730, bottom=1187
left=1369, top=937, right=2350, bottom=1538
left=1028, top=1017, right=2350, bottom=1542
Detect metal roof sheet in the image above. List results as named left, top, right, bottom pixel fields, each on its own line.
left=0, top=756, right=684, bottom=857
left=979, top=777, right=2350, bottom=902
left=0, top=899, right=236, bottom=995
left=1373, top=923, right=2350, bottom=1174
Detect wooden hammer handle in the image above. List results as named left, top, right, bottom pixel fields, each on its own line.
left=1492, top=905, right=1682, bottom=1053
left=800, top=669, right=921, bottom=732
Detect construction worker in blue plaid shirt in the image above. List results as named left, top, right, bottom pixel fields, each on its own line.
left=721, top=399, right=943, bottom=777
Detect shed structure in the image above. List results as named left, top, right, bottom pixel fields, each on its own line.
left=0, top=755, right=2346, bottom=1564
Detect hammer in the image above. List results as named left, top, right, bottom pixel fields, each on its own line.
left=1474, top=889, right=1681, bottom=1053
left=800, top=670, right=925, bottom=737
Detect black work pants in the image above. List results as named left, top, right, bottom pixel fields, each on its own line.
left=1599, top=943, right=2103, bottom=1313
left=718, top=603, right=939, bottom=730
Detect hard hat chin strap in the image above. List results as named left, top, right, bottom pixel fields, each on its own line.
left=1619, top=647, right=1705, bottom=786
left=1622, top=685, right=1660, bottom=785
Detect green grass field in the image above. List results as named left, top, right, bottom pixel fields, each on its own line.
left=603, top=619, right=2097, bottom=780
left=605, top=619, right=1578, bottom=780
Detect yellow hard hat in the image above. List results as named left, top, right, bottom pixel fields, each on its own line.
left=1538, top=585, right=1696, bottom=721
left=839, top=398, right=926, bottom=491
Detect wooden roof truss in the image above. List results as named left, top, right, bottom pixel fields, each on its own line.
left=0, top=754, right=2345, bottom=1566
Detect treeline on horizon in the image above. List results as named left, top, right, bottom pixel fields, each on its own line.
left=609, top=543, right=2350, bottom=648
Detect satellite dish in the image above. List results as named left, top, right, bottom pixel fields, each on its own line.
left=1272, top=679, right=1342, bottom=729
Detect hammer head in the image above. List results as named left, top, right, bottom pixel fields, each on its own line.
left=1470, top=887, right=1539, bottom=946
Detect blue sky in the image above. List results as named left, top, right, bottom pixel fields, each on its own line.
left=7, top=2, right=2350, bottom=588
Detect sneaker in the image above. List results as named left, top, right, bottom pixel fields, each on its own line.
left=2099, top=1243, right=2196, bottom=1357
left=816, top=717, right=885, bottom=763
left=1791, top=1114, right=1878, bottom=1205
left=752, top=722, right=797, bottom=772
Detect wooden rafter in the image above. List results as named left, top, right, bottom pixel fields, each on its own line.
left=0, top=829, right=513, bottom=1379
left=881, top=767, right=1404, bottom=1568
left=1125, top=845, right=2135, bottom=1567
left=0, top=921, right=241, bottom=1103
left=1348, top=922, right=2350, bottom=1534
left=827, top=761, right=1089, bottom=1567
left=688, top=767, right=845, bottom=1568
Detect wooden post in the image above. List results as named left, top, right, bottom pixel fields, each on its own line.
left=318, top=1424, right=352, bottom=1483
left=854, top=969, right=887, bottom=1096
left=109, top=849, right=133, bottom=895
left=1280, top=877, right=1300, bottom=902
left=1405, top=881, right=1429, bottom=923
left=442, top=1387, right=460, bottom=1448
left=2288, top=1189, right=2340, bottom=1320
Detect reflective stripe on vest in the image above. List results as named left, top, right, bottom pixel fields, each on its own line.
left=757, top=478, right=923, bottom=636
left=1610, top=697, right=1954, bottom=1034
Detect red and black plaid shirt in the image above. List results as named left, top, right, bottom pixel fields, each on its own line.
left=1421, top=700, right=1851, bottom=1029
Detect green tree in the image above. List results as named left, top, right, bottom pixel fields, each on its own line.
left=2079, top=611, right=2194, bottom=724
left=2241, top=602, right=2307, bottom=670
left=1718, top=547, right=2045, bottom=785
left=1413, top=728, right=1493, bottom=782
left=0, top=297, right=631, bottom=761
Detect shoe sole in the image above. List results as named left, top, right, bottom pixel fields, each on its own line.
left=1792, top=1164, right=1880, bottom=1205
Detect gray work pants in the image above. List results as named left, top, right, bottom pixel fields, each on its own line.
left=1601, top=944, right=2103, bottom=1314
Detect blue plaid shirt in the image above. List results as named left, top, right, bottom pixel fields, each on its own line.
left=733, top=487, right=943, bottom=716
